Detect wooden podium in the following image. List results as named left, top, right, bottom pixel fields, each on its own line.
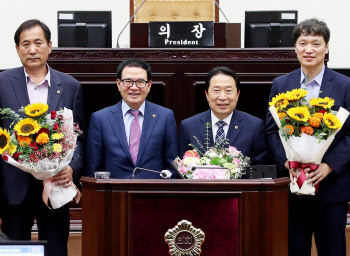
left=80, top=177, right=289, bottom=256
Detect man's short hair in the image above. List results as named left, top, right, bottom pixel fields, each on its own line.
left=117, top=59, right=152, bottom=81
left=292, top=18, right=330, bottom=44
left=205, top=66, right=240, bottom=92
left=14, top=19, right=51, bottom=46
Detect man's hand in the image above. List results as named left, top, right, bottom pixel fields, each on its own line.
left=306, top=163, right=333, bottom=186
left=285, top=160, right=298, bottom=184
left=53, top=165, right=74, bottom=187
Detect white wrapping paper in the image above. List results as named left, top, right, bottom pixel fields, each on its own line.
left=269, top=106, right=349, bottom=195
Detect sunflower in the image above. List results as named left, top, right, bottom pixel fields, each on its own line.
left=287, top=107, right=310, bottom=122
left=24, top=103, right=49, bottom=117
left=309, top=97, right=334, bottom=109
left=51, top=133, right=64, bottom=140
left=14, top=118, right=41, bottom=136
left=269, top=93, right=289, bottom=110
left=0, top=128, right=11, bottom=154
left=285, top=89, right=308, bottom=101
left=323, top=113, right=342, bottom=129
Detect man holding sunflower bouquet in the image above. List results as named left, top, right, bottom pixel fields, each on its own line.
left=266, top=18, right=350, bottom=256
left=0, top=19, right=84, bottom=256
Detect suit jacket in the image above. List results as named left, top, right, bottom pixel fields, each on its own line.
left=86, top=100, right=178, bottom=179
left=0, top=66, right=85, bottom=205
left=265, top=67, right=350, bottom=203
left=179, top=109, right=269, bottom=165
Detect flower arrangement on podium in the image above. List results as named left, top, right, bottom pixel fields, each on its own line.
left=175, top=122, right=249, bottom=179
left=0, top=103, right=82, bottom=209
left=269, top=88, right=349, bottom=195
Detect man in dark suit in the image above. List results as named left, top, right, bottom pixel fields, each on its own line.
left=0, top=19, right=84, bottom=256
left=265, top=18, right=350, bottom=256
left=86, top=59, right=178, bottom=179
left=179, top=66, right=268, bottom=165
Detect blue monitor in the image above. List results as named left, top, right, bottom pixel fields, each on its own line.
left=245, top=10, right=298, bottom=48
left=58, top=11, right=112, bottom=48
left=0, top=241, right=47, bottom=256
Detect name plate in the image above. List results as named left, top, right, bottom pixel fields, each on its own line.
left=149, top=21, right=214, bottom=47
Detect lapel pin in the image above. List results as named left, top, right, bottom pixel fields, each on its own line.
left=152, top=114, right=156, bottom=118
left=57, top=90, right=61, bottom=94
left=235, top=126, right=238, bottom=130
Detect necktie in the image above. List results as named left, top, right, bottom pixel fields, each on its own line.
left=215, top=120, right=226, bottom=147
left=129, top=110, right=140, bottom=165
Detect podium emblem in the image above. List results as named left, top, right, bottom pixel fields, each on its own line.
left=164, top=220, right=205, bottom=256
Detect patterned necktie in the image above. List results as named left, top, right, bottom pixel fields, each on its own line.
left=129, top=110, right=140, bottom=165
left=215, top=120, right=226, bottom=147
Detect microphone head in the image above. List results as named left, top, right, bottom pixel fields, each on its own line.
left=160, top=170, right=172, bottom=179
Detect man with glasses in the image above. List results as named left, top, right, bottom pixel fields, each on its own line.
left=86, top=58, right=178, bottom=178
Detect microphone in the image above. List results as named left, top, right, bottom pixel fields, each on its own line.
left=213, top=0, right=230, bottom=23
left=116, top=0, right=147, bottom=47
left=132, top=167, right=172, bottom=179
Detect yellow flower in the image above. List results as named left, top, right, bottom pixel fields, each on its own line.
left=36, top=133, right=50, bottom=145
left=0, top=128, right=11, bottom=154
left=285, top=89, right=308, bottom=101
left=24, top=103, right=49, bottom=117
left=53, top=143, right=62, bottom=153
left=7, top=143, right=17, bottom=155
left=269, top=93, right=289, bottom=110
left=313, top=113, right=324, bottom=120
left=18, top=136, right=32, bottom=147
left=52, top=133, right=64, bottom=140
left=278, top=112, right=287, bottom=120
left=309, top=97, right=334, bottom=109
left=14, top=118, right=40, bottom=136
left=287, top=107, right=310, bottom=122
left=323, top=113, right=342, bottom=129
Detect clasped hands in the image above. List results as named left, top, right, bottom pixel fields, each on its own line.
left=52, top=165, right=74, bottom=187
left=285, top=160, right=333, bottom=187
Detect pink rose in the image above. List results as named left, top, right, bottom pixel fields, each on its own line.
left=184, top=150, right=199, bottom=158
left=228, top=146, right=240, bottom=157
left=180, top=166, right=187, bottom=174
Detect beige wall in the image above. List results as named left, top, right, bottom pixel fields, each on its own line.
left=0, top=0, right=348, bottom=69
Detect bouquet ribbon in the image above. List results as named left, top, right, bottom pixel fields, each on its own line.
left=289, top=161, right=319, bottom=193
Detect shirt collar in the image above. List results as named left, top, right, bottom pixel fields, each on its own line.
left=211, top=110, right=233, bottom=126
left=300, top=65, right=325, bottom=86
left=24, top=64, right=51, bottom=87
left=122, top=100, right=145, bottom=117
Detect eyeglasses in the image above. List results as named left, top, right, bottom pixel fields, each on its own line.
left=120, top=79, right=149, bottom=88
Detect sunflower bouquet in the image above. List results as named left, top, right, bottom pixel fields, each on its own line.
left=0, top=103, right=82, bottom=209
left=269, top=88, right=349, bottom=195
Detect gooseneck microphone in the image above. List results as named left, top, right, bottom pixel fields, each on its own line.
left=116, top=0, right=147, bottom=47
left=132, top=167, right=172, bottom=179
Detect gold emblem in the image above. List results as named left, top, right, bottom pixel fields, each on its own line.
left=57, top=90, right=61, bottom=94
left=235, top=125, right=238, bottom=129
left=165, top=220, right=205, bottom=256
left=152, top=114, right=156, bottom=118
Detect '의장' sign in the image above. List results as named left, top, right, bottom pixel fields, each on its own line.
left=149, top=21, right=214, bottom=48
